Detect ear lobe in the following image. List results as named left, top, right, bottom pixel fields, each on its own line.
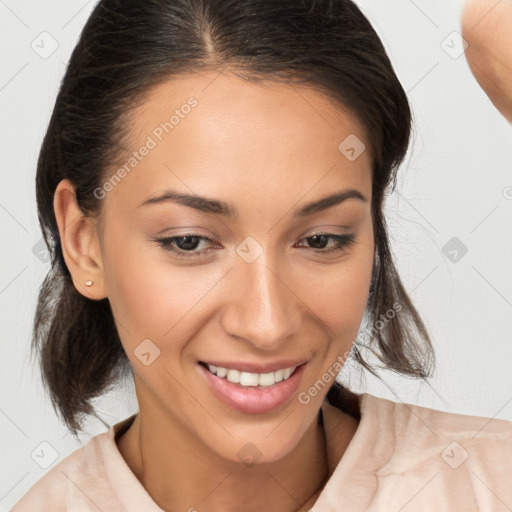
left=53, top=179, right=107, bottom=300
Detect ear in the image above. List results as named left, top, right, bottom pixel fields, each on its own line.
left=53, top=178, right=107, bottom=300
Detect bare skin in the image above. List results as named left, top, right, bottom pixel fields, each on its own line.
left=461, top=0, right=512, bottom=122
left=53, top=70, right=373, bottom=511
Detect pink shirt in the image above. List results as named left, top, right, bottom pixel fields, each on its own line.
left=12, top=392, right=512, bottom=511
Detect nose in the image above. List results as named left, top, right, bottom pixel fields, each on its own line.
left=221, top=249, right=301, bottom=351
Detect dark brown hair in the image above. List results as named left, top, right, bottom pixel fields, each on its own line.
left=32, top=0, right=435, bottom=435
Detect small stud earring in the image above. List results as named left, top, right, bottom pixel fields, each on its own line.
left=84, top=280, right=93, bottom=287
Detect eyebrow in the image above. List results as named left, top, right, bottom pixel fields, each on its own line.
left=138, top=188, right=367, bottom=219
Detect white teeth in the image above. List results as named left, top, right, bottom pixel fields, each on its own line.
left=240, top=372, right=259, bottom=386
left=258, top=372, right=275, bottom=387
left=226, top=369, right=241, bottom=383
left=206, top=364, right=297, bottom=387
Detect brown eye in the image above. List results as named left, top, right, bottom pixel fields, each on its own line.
left=297, top=233, right=356, bottom=254
left=154, top=233, right=216, bottom=258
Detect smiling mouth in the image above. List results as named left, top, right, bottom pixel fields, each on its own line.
left=198, top=362, right=300, bottom=388
left=198, top=360, right=307, bottom=414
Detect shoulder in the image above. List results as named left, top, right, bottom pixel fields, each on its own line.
left=365, top=393, right=512, bottom=508
left=11, top=415, right=140, bottom=512
left=316, top=392, right=512, bottom=511
left=372, top=392, right=512, bottom=438
left=362, top=392, right=512, bottom=461
left=11, top=438, right=93, bottom=511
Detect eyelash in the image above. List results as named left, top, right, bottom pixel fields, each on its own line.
left=153, top=232, right=356, bottom=259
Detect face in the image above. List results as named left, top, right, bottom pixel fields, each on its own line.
left=96, top=70, right=374, bottom=463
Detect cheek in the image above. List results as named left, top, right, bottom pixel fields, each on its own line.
left=299, top=230, right=374, bottom=342
left=101, top=229, right=226, bottom=351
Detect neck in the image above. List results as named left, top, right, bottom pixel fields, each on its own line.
left=117, top=405, right=331, bottom=512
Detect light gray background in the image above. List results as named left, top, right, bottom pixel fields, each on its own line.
left=1, top=0, right=511, bottom=509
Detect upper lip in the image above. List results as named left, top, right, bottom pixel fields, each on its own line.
left=200, top=359, right=308, bottom=373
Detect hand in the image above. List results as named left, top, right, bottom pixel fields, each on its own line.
left=461, top=0, right=512, bottom=123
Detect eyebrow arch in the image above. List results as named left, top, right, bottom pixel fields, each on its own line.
left=138, top=188, right=367, bottom=219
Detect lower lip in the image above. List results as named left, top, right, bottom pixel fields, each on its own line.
left=199, top=363, right=306, bottom=415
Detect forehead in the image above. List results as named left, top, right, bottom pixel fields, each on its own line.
left=128, top=69, right=369, bottom=149
left=108, top=70, right=372, bottom=210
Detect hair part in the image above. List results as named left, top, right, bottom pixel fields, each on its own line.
left=33, top=0, right=435, bottom=435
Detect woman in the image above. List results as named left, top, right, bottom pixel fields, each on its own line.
left=13, top=0, right=512, bottom=510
